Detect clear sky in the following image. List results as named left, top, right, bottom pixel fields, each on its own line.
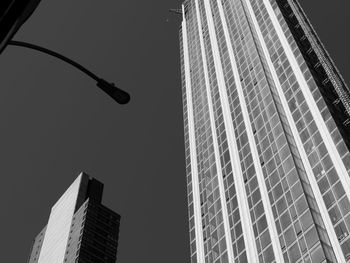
left=0, top=0, right=349, bottom=262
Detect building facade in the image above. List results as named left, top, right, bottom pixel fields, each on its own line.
left=27, top=173, right=120, bottom=263
left=179, top=0, right=350, bottom=262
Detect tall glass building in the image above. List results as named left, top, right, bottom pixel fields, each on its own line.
left=27, top=173, right=120, bottom=263
left=179, top=0, right=350, bottom=262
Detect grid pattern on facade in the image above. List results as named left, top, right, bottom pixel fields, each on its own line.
left=226, top=0, right=328, bottom=262
left=197, top=0, right=246, bottom=261
left=245, top=0, right=350, bottom=260
left=240, top=0, right=339, bottom=261
left=76, top=201, right=120, bottom=263
left=270, top=0, right=350, bottom=259
left=180, top=0, right=350, bottom=262
left=184, top=2, right=231, bottom=262
left=208, top=0, right=274, bottom=261
left=27, top=227, right=46, bottom=263
left=180, top=24, right=200, bottom=263
left=273, top=0, right=350, bottom=157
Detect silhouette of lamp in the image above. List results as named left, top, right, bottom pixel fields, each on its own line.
left=0, top=0, right=130, bottom=104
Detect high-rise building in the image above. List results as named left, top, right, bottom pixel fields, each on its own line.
left=179, top=0, right=350, bottom=262
left=27, top=173, right=120, bottom=263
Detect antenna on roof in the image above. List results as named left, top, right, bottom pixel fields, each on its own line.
left=169, top=9, right=182, bottom=15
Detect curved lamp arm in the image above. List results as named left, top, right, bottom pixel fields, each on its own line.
left=8, top=40, right=130, bottom=104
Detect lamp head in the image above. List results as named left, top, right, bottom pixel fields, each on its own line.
left=97, top=79, right=130, bottom=105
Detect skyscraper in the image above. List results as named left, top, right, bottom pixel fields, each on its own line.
left=27, top=173, right=120, bottom=263
left=179, top=0, right=350, bottom=262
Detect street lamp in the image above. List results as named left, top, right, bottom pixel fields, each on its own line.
left=1, top=0, right=130, bottom=104
left=8, top=40, right=130, bottom=104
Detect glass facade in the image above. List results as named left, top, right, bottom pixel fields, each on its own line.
left=180, top=0, right=350, bottom=262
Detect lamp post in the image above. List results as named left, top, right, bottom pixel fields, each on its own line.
left=8, top=40, right=130, bottom=104
left=1, top=0, right=130, bottom=104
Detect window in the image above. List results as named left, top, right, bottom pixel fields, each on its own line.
left=288, top=243, right=301, bottom=262
left=299, top=237, right=307, bottom=252
left=237, top=236, right=245, bottom=253
left=284, top=225, right=296, bottom=247
left=260, top=229, right=271, bottom=250
left=221, top=252, right=229, bottom=263
left=329, top=206, right=342, bottom=224
left=321, top=154, right=333, bottom=173
left=263, top=245, right=275, bottom=262
left=310, top=245, right=326, bottom=263
left=283, top=156, right=294, bottom=174
left=280, top=211, right=291, bottom=230
left=327, top=168, right=339, bottom=185
left=295, top=221, right=302, bottom=236
left=335, top=221, right=349, bottom=242
left=286, top=168, right=298, bottom=186
left=295, top=196, right=307, bottom=215
left=291, top=181, right=303, bottom=200
left=339, top=197, right=350, bottom=216
left=341, top=239, right=350, bottom=260
left=305, top=226, right=318, bottom=249
left=300, top=211, right=313, bottom=231
left=323, top=190, right=336, bottom=209
left=318, top=177, right=330, bottom=194
left=273, top=183, right=283, bottom=200
left=334, top=182, right=346, bottom=199
left=255, top=201, right=264, bottom=218
left=252, top=189, right=261, bottom=203
left=257, top=216, right=267, bottom=233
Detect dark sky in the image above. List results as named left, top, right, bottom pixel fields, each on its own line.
left=0, top=1, right=349, bottom=262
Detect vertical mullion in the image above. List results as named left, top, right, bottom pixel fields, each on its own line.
left=182, top=7, right=206, bottom=263
left=215, top=0, right=285, bottom=261
left=202, top=0, right=260, bottom=261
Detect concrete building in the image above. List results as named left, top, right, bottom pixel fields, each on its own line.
left=27, top=173, right=120, bottom=263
